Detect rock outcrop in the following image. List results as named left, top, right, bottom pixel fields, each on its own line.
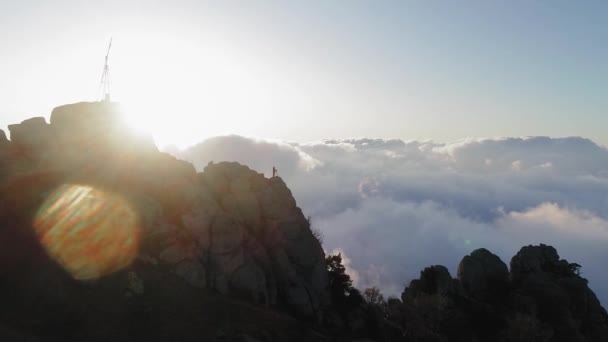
left=510, top=243, right=570, bottom=280
left=0, top=102, right=328, bottom=335
left=7, top=116, right=50, bottom=149
left=393, top=246, right=608, bottom=342
left=142, top=161, right=329, bottom=316
left=509, top=244, right=608, bottom=342
left=402, top=265, right=459, bottom=301
left=457, top=248, right=509, bottom=302
left=0, top=129, right=9, bottom=144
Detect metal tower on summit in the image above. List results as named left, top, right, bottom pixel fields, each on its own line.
left=98, top=38, right=112, bottom=102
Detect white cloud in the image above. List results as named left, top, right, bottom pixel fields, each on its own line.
left=178, top=135, right=608, bottom=305
left=176, top=135, right=321, bottom=177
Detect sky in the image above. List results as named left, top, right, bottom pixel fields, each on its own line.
left=1, top=1, right=606, bottom=148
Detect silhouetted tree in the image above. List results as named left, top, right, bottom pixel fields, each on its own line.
left=569, top=262, right=582, bottom=276
left=326, top=253, right=353, bottom=298
left=325, top=253, right=363, bottom=315
left=363, top=286, right=385, bottom=306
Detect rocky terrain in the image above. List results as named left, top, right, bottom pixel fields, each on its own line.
left=0, top=102, right=606, bottom=341
left=0, top=102, right=328, bottom=341
left=385, top=245, right=608, bottom=341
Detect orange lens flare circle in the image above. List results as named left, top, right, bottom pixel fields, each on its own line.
left=34, top=184, right=141, bottom=280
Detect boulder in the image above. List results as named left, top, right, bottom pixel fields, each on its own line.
left=50, top=102, right=157, bottom=158
left=402, top=265, right=456, bottom=301
left=20, top=117, right=47, bottom=125
left=0, top=129, right=7, bottom=144
left=457, top=248, right=509, bottom=301
left=50, top=101, right=121, bottom=134
left=7, top=116, right=53, bottom=149
left=510, top=244, right=560, bottom=281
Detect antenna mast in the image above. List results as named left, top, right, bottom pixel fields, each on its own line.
left=98, top=38, right=112, bottom=102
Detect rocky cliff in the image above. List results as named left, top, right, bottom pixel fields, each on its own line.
left=0, top=102, right=328, bottom=341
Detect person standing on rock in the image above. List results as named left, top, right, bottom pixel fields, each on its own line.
left=272, top=166, right=277, bottom=178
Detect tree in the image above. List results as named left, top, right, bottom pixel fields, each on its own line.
left=363, top=286, right=385, bottom=306
left=326, top=253, right=353, bottom=298
left=326, top=253, right=363, bottom=313
left=568, top=262, right=582, bottom=276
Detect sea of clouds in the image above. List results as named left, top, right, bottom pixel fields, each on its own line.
left=174, top=135, right=608, bottom=305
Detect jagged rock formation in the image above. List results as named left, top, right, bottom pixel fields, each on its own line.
left=508, top=244, right=608, bottom=342
left=391, top=245, right=608, bottom=342
left=145, top=161, right=329, bottom=316
left=0, top=102, right=328, bottom=341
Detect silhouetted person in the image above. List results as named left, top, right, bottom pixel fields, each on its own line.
left=272, top=166, right=277, bottom=178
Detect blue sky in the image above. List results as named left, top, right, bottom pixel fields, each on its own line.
left=0, top=1, right=606, bottom=147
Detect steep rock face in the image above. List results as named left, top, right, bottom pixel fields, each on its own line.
left=0, top=102, right=328, bottom=320
left=146, top=161, right=329, bottom=316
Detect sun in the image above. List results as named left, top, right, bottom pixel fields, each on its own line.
left=119, top=94, right=208, bottom=150
left=120, top=101, right=168, bottom=142
left=105, top=33, right=278, bottom=149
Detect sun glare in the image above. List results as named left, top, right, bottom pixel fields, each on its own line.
left=34, top=184, right=141, bottom=280
left=108, top=33, right=279, bottom=148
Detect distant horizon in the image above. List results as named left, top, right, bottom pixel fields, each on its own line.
left=3, top=99, right=608, bottom=151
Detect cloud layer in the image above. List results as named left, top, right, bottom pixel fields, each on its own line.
left=177, top=136, right=608, bottom=305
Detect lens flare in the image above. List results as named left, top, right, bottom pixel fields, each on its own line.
left=34, top=184, right=141, bottom=280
